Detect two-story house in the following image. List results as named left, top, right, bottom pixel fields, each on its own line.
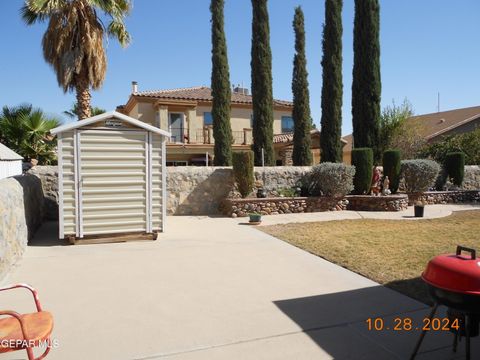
left=117, top=82, right=322, bottom=165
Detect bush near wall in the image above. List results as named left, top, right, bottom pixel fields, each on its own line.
left=351, top=148, right=373, bottom=194
left=232, top=151, right=254, bottom=198
left=308, top=162, right=355, bottom=197
left=401, top=159, right=440, bottom=193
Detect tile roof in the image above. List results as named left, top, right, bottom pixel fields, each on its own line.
left=342, top=105, right=480, bottom=152
left=133, top=86, right=293, bottom=107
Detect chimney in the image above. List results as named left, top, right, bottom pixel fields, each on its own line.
left=131, top=81, right=138, bottom=94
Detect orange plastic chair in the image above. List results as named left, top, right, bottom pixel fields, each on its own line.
left=0, top=284, right=54, bottom=359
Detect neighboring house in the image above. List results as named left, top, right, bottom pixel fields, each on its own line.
left=117, top=82, right=315, bottom=165
left=0, top=143, right=23, bottom=179
left=342, top=105, right=480, bottom=163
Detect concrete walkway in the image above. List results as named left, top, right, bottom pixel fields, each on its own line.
left=3, top=206, right=479, bottom=359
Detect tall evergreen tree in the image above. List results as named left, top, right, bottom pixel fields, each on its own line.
left=291, top=6, right=312, bottom=166
left=351, top=0, right=381, bottom=161
left=210, top=0, right=233, bottom=165
left=251, top=0, right=274, bottom=166
left=320, top=0, right=343, bottom=163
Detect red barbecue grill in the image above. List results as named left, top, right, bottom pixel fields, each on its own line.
left=411, top=246, right=480, bottom=360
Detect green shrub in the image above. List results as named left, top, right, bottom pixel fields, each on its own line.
left=401, top=159, right=440, bottom=193
left=382, top=149, right=401, bottom=193
left=445, top=152, right=465, bottom=186
left=232, top=151, right=254, bottom=198
left=308, top=162, right=355, bottom=197
left=351, top=148, right=373, bottom=194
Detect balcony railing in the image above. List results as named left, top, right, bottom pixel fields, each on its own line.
left=193, top=128, right=252, bottom=145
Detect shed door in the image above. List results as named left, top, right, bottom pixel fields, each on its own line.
left=77, top=129, right=151, bottom=237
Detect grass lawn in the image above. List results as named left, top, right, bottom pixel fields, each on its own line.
left=261, top=210, right=480, bottom=304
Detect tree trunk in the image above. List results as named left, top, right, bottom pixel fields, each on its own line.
left=76, top=80, right=92, bottom=120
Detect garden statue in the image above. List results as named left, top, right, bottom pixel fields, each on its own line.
left=370, top=166, right=381, bottom=196
left=382, top=176, right=391, bottom=196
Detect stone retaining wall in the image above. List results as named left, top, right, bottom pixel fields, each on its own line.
left=408, top=190, right=480, bottom=205
left=221, top=197, right=348, bottom=217
left=345, top=195, right=409, bottom=212
left=0, top=175, right=44, bottom=283
left=28, top=166, right=58, bottom=220
left=28, top=165, right=480, bottom=216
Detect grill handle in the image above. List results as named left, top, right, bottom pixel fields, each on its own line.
left=456, top=245, right=476, bottom=259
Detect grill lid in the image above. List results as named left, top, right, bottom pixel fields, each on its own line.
left=422, top=246, right=480, bottom=295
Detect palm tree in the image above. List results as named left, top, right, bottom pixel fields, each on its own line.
left=63, top=103, right=106, bottom=119
left=0, top=104, right=61, bottom=164
left=21, top=0, right=131, bottom=120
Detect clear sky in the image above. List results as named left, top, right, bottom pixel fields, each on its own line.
left=1, top=0, right=479, bottom=135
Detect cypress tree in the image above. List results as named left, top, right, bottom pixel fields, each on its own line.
left=352, top=0, right=381, bottom=161
left=251, top=0, right=274, bottom=166
left=320, top=0, right=343, bottom=163
left=211, top=0, right=233, bottom=166
left=291, top=6, right=312, bottom=166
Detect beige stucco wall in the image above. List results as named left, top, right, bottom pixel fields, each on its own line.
left=136, top=102, right=156, bottom=126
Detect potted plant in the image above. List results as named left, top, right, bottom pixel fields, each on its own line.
left=248, top=212, right=262, bottom=224
left=414, top=201, right=425, bottom=218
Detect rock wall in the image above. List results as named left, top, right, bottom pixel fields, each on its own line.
left=345, top=195, right=409, bottom=212
left=28, top=165, right=480, bottom=217
left=221, top=196, right=348, bottom=218
left=408, top=190, right=480, bottom=205
left=0, top=175, right=44, bottom=283
left=28, top=166, right=58, bottom=220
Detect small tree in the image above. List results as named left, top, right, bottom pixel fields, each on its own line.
left=445, top=152, right=465, bottom=186
left=382, top=149, right=401, bottom=193
left=291, top=6, right=312, bottom=166
left=0, top=104, right=61, bottom=164
left=351, top=148, right=373, bottom=194
left=232, top=151, right=254, bottom=198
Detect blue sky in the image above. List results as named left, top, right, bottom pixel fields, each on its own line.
left=1, top=0, right=479, bottom=135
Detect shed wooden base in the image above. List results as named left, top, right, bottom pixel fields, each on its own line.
left=65, top=232, right=158, bottom=245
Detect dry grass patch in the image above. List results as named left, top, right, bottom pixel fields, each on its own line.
left=261, top=210, right=480, bottom=304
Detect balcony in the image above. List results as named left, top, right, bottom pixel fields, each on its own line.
left=194, top=127, right=252, bottom=145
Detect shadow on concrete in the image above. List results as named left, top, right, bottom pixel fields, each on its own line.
left=386, top=277, right=432, bottom=306
left=273, top=286, right=478, bottom=359
left=28, top=221, right=69, bottom=246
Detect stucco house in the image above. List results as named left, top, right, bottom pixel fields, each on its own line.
left=343, top=105, right=480, bottom=163
left=117, top=82, right=321, bottom=165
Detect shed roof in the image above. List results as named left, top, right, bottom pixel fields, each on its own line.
left=51, top=111, right=171, bottom=137
left=0, top=143, right=23, bottom=161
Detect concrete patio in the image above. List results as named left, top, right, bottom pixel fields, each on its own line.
left=3, top=206, right=480, bottom=359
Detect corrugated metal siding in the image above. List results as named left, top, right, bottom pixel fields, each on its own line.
left=79, top=130, right=148, bottom=236
left=0, top=160, right=22, bottom=180
left=151, top=134, right=163, bottom=231
left=59, top=131, right=76, bottom=236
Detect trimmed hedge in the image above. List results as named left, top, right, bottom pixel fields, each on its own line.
left=232, top=151, right=254, bottom=198
left=351, top=148, right=373, bottom=194
left=382, top=149, right=401, bottom=194
left=445, top=152, right=465, bottom=186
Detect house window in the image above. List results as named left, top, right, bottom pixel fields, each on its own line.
left=281, top=116, right=294, bottom=133
left=204, top=112, right=213, bottom=126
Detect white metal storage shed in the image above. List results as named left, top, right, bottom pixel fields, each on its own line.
left=51, top=111, right=170, bottom=243
left=0, top=143, right=23, bottom=180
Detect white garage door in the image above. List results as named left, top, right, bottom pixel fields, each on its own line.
left=78, top=129, right=151, bottom=237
